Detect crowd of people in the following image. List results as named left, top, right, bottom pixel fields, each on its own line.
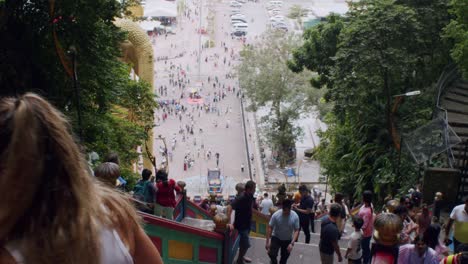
left=316, top=188, right=468, bottom=264
left=2, top=94, right=468, bottom=264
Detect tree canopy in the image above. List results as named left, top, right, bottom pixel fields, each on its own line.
left=0, top=0, right=157, bottom=180
left=238, top=31, right=327, bottom=167
left=444, top=0, right=468, bottom=77
left=290, top=0, right=452, bottom=203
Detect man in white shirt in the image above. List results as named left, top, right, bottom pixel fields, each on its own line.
left=445, top=196, right=468, bottom=253
left=266, top=199, right=300, bottom=264
left=260, top=193, right=273, bottom=215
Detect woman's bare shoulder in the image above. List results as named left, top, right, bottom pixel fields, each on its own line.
left=0, top=247, right=17, bottom=264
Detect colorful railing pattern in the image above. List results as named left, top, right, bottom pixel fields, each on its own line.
left=141, top=212, right=225, bottom=263
left=185, top=199, right=213, bottom=220
left=250, top=210, right=270, bottom=238
left=174, top=194, right=185, bottom=222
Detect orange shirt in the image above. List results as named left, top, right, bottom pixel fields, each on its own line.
left=293, top=191, right=302, bottom=204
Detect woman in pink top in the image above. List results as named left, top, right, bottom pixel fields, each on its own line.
left=358, top=190, right=373, bottom=264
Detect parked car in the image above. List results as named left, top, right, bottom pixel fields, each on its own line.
left=230, top=13, right=246, bottom=20
left=271, top=21, right=288, bottom=28
left=230, top=1, right=242, bottom=8
left=268, top=0, right=283, bottom=6
left=232, top=22, right=248, bottom=32
left=268, top=10, right=281, bottom=16
left=231, top=30, right=247, bottom=37
left=231, top=8, right=242, bottom=14
left=270, top=15, right=285, bottom=22
left=231, top=18, right=248, bottom=25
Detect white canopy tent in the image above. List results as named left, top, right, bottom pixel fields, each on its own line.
left=138, top=20, right=162, bottom=31
left=144, top=0, right=177, bottom=17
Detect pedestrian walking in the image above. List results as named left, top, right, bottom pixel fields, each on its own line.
left=215, top=152, right=220, bottom=167
left=345, top=216, right=364, bottom=264
left=334, top=193, right=349, bottom=235
left=266, top=199, right=300, bottom=264
left=260, top=193, right=273, bottom=215
left=293, top=185, right=314, bottom=244
left=227, top=181, right=257, bottom=264
left=319, top=204, right=343, bottom=264
left=241, top=163, right=245, bottom=173
left=398, top=234, right=439, bottom=264
left=444, top=196, right=468, bottom=253
left=358, top=190, right=373, bottom=264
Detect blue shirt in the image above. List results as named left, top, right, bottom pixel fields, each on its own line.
left=269, top=210, right=300, bottom=241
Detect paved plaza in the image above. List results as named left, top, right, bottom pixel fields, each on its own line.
left=150, top=0, right=335, bottom=197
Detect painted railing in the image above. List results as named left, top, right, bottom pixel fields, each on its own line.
left=174, top=193, right=185, bottom=222
left=224, top=229, right=240, bottom=264
left=141, top=212, right=225, bottom=263
left=250, top=210, right=270, bottom=238
left=142, top=193, right=239, bottom=263
left=173, top=193, right=215, bottom=221
left=185, top=199, right=213, bottom=220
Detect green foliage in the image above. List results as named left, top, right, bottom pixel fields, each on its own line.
left=444, top=0, right=468, bottom=78
left=291, top=0, right=452, bottom=204
left=287, top=5, right=307, bottom=19
left=289, top=14, right=344, bottom=91
left=0, top=1, right=156, bottom=177
left=238, top=31, right=328, bottom=167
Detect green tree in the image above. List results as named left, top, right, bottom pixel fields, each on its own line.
left=0, top=0, right=157, bottom=179
left=291, top=0, right=452, bottom=203
left=288, top=14, right=344, bottom=91
left=238, top=31, right=326, bottom=167
left=444, top=0, right=468, bottom=77
left=287, top=5, right=307, bottom=19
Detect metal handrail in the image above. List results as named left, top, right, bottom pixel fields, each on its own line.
left=432, top=63, right=460, bottom=168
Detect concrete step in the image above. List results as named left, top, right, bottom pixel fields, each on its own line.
left=443, top=99, right=468, bottom=115
left=246, top=236, right=347, bottom=264
left=448, top=112, right=468, bottom=127
left=444, top=93, right=468, bottom=104
left=450, top=88, right=468, bottom=98
left=455, top=81, right=468, bottom=91
left=452, top=126, right=468, bottom=138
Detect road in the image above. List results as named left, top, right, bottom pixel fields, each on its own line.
left=148, top=0, right=336, bottom=197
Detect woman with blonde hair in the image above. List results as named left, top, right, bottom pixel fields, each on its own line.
left=94, top=162, right=121, bottom=186
left=0, top=93, right=163, bottom=264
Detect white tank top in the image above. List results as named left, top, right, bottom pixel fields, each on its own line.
left=4, top=228, right=134, bottom=264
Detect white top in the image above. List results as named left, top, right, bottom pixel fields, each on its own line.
left=449, top=204, right=468, bottom=243
left=347, top=230, right=363, bottom=260
left=4, top=227, right=133, bottom=264
left=260, top=198, right=273, bottom=215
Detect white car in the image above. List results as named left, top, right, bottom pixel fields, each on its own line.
left=271, top=21, right=287, bottom=28
left=231, top=13, right=246, bottom=20
left=231, top=18, right=248, bottom=24
left=270, top=15, right=284, bottom=20
left=237, top=0, right=247, bottom=3
left=266, top=4, right=281, bottom=10
left=232, top=22, right=248, bottom=29
left=270, top=17, right=285, bottom=23
left=230, top=1, right=242, bottom=8
left=267, top=2, right=282, bottom=8
left=231, top=9, right=242, bottom=14
left=268, top=0, right=283, bottom=6
left=268, top=10, right=281, bottom=16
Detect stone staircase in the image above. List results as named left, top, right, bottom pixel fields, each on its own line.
left=242, top=219, right=353, bottom=264
left=440, top=80, right=468, bottom=199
